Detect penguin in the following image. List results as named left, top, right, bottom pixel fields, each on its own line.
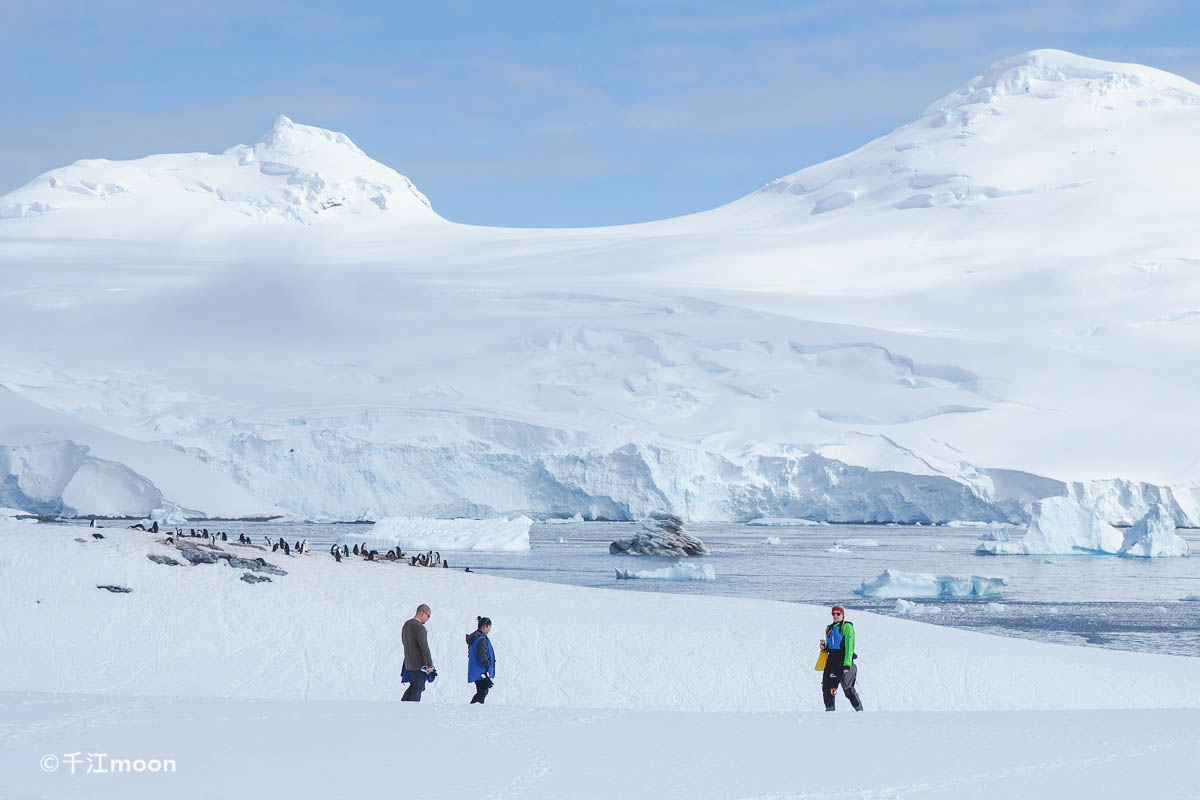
left=433, top=551, right=441, bottom=566
left=442, top=560, right=449, bottom=569
left=264, top=536, right=272, bottom=548
left=202, top=531, right=209, bottom=539
left=410, top=556, right=417, bottom=566
left=272, top=543, right=280, bottom=552
left=282, top=540, right=291, bottom=556
left=334, top=549, right=342, bottom=563
left=89, top=518, right=95, bottom=528
left=342, top=544, right=349, bottom=557
left=465, top=567, right=472, bottom=573
left=190, top=529, right=196, bottom=537
left=220, top=532, right=227, bottom=541
left=366, top=550, right=376, bottom=561
left=150, top=521, right=160, bottom=534
left=92, top=532, right=104, bottom=540
left=130, top=523, right=146, bottom=531
left=166, top=536, right=174, bottom=544
left=202, top=528, right=209, bottom=537
left=353, top=544, right=359, bottom=556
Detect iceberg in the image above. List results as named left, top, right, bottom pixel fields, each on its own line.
left=346, top=516, right=533, bottom=552
left=1020, top=496, right=1123, bottom=555
left=894, top=599, right=942, bottom=615
left=763, top=535, right=782, bottom=545
left=976, top=541, right=1027, bottom=555
left=610, top=514, right=707, bottom=556
left=979, top=528, right=1011, bottom=541
left=545, top=513, right=585, bottom=525
left=615, top=561, right=717, bottom=582
left=856, top=568, right=1007, bottom=598
left=1118, top=504, right=1190, bottom=558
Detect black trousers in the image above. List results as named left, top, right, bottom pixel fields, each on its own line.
left=822, top=659, right=862, bottom=711
left=470, top=677, right=493, bottom=704
left=402, top=670, right=428, bottom=702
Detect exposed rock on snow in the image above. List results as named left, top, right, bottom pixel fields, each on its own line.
left=240, top=573, right=272, bottom=584
left=355, top=516, right=533, bottom=552
left=615, top=561, right=717, bottom=581
left=857, top=568, right=1007, bottom=598
left=146, top=554, right=182, bottom=566
left=97, top=584, right=131, bottom=593
left=609, top=514, right=707, bottom=556
left=1021, top=496, right=1124, bottom=555
left=1118, top=504, right=1190, bottom=558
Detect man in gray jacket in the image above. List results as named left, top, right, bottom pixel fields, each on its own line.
left=401, top=604, right=435, bottom=702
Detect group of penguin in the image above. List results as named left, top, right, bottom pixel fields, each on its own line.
left=263, top=537, right=306, bottom=556
left=329, top=543, right=447, bottom=568
left=136, top=522, right=230, bottom=541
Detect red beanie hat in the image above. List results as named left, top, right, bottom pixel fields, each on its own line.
left=831, top=605, right=845, bottom=614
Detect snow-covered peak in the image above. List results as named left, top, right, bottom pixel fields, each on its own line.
left=736, top=49, right=1200, bottom=225
left=254, top=114, right=368, bottom=158
left=927, top=49, right=1200, bottom=115
left=1, top=114, right=441, bottom=229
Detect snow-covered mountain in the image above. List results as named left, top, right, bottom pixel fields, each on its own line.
left=1, top=114, right=439, bottom=231
left=2, top=50, right=1199, bottom=522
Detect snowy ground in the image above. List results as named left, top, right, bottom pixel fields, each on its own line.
left=4, top=520, right=1200, bottom=797
left=5, top=693, right=1200, bottom=800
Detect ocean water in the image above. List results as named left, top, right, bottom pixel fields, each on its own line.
left=130, top=520, right=1200, bottom=657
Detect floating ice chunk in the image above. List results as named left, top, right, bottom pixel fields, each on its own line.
left=984, top=602, right=1006, bottom=614
left=1182, top=595, right=1200, bottom=602
left=545, top=513, right=585, bottom=525
left=556, top=536, right=567, bottom=544
left=836, top=538, right=880, bottom=547
left=615, top=561, right=716, bottom=582
left=746, top=517, right=820, bottom=526
left=947, top=520, right=991, bottom=528
left=1021, top=496, right=1123, bottom=554
left=764, top=535, right=782, bottom=545
left=931, top=544, right=946, bottom=552
left=975, top=541, right=1027, bottom=555
left=895, top=599, right=942, bottom=615
left=1118, top=504, right=1190, bottom=558
left=827, top=544, right=850, bottom=553
left=350, top=516, right=532, bottom=552
left=856, top=568, right=1007, bottom=598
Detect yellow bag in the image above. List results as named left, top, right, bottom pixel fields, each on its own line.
left=814, top=650, right=828, bottom=671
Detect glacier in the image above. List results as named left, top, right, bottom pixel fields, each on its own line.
left=2, top=51, right=1200, bottom=523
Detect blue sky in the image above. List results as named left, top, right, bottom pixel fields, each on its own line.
left=3, top=1, right=1198, bottom=227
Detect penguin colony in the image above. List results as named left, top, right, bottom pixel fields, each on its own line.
left=117, top=520, right=463, bottom=571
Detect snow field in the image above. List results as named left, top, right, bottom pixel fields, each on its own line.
left=4, top=521, right=1200, bottom=714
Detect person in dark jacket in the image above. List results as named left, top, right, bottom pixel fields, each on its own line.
left=401, top=604, right=435, bottom=702
left=466, top=616, right=495, bottom=704
left=821, top=604, right=863, bottom=711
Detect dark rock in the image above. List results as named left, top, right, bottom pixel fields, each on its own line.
left=178, top=547, right=222, bottom=565
left=240, top=573, right=272, bottom=584
left=610, top=514, right=706, bottom=556
left=147, top=554, right=182, bottom=566
left=228, top=556, right=287, bottom=576
left=97, top=585, right=132, bottom=593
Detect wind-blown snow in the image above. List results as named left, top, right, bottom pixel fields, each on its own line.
left=348, top=516, right=533, bottom=552
left=857, top=568, right=1007, bottom=598
left=3, top=50, right=1200, bottom=523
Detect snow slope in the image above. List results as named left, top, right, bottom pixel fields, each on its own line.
left=3, top=520, right=1200, bottom=799
left=4, top=521, right=1200, bottom=712
left=2, top=50, right=1199, bottom=521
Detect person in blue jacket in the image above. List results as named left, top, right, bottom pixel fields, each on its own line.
left=466, top=616, right=495, bottom=704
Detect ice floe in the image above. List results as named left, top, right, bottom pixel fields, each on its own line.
left=615, top=561, right=717, bottom=581
left=347, top=516, right=533, bottom=552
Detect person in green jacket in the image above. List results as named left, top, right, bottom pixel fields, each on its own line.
left=821, top=605, right=863, bottom=711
